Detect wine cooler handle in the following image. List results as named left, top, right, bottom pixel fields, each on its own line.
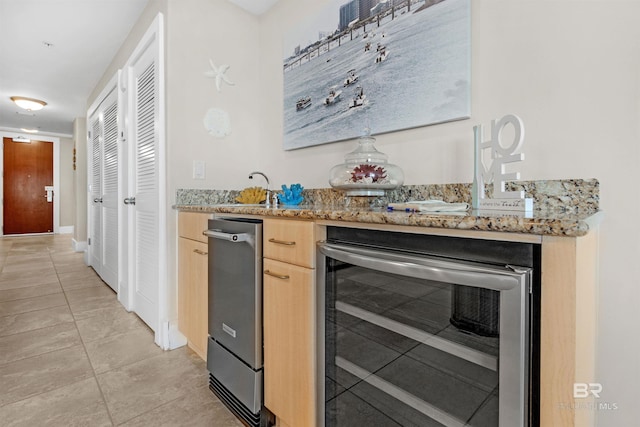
left=318, top=242, right=528, bottom=292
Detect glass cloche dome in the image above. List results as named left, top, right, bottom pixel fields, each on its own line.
left=329, top=129, right=404, bottom=196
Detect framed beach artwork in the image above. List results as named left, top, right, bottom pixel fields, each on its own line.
left=282, top=0, right=471, bottom=150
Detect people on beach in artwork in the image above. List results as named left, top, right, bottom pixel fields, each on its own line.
left=294, top=16, right=397, bottom=113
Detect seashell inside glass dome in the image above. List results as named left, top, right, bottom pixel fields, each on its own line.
left=329, top=128, right=404, bottom=196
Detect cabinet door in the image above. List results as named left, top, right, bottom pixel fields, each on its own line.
left=178, top=237, right=209, bottom=360
left=263, top=258, right=316, bottom=426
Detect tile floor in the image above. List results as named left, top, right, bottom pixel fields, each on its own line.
left=0, top=234, right=242, bottom=426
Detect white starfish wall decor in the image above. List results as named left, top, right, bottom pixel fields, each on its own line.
left=204, top=59, right=235, bottom=92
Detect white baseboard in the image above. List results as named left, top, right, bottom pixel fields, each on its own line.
left=59, top=225, right=74, bottom=235
left=117, top=285, right=131, bottom=311
left=72, top=239, right=87, bottom=253
left=163, top=321, right=187, bottom=350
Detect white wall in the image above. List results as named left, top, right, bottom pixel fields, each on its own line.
left=256, top=1, right=639, bottom=424
left=59, top=136, right=74, bottom=229
left=167, top=0, right=262, bottom=189
left=73, top=118, right=87, bottom=245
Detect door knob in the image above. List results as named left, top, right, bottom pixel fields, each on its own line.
left=93, top=197, right=103, bottom=203
left=123, top=197, right=136, bottom=205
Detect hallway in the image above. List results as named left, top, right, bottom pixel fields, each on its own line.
left=0, top=234, right=241, bottom=426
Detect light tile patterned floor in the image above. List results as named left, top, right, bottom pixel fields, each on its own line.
left=0, top=234, right=242, bottom=426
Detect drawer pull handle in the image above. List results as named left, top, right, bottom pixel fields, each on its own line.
left=264, top=270, right=290, bottom=280
left=193, top=249, right=208, bottom=256
left=268, top=238, right=296, bottom=246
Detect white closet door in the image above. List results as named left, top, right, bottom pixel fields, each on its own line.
left=87, top=81, right=119, bottom=293
left=100, top=93, right=119, bottom=290
left=88, top=116, right=102, bottom=275
left=124, top=14, right=165, bottom=336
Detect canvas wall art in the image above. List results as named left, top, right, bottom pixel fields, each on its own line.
left=282, top=0, right=471, bottom=150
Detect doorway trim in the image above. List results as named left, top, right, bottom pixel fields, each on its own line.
left=0, top=131, right=61, bottom=236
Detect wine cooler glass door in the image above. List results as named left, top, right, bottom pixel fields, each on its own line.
left=318, top=242, right=531, bottom=427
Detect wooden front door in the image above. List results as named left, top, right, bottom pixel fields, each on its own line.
left=2, top=137, right=54, bottom=234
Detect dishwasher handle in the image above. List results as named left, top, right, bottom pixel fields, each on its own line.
left=203, top=229, right=254, bottom=245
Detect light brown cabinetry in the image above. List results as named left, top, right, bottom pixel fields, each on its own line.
left=177, top=212, right=210, bottom=360
left=263, top=218, right=317, bottom=427
left=540, top=232, right=599, bottom=427
left=176, top=208, right=598, bottom=427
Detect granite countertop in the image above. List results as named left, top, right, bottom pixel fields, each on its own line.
left=174, top=203, right=601, bottom=237
left=174, top=179, right=601, bottom=237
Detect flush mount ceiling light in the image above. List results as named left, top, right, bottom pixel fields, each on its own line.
left=21, top=128, right=39, bottom=134
left=10, top=96, right=47, bottom=111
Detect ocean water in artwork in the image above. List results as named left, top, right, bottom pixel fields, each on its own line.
left=283, top=0, right=470, bottom=150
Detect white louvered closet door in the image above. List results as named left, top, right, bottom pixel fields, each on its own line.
left=123, top=14, right=165, bottom=336
left=100, top=92, right=119, bottom=290
left=88, top=115, right=102, bottom=275
left=87, top=83, right=119, bottom=292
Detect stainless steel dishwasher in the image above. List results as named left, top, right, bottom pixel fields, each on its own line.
left=204, top=217, right=272, bottom=427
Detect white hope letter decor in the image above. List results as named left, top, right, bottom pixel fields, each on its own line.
left=472, top=114, right=533, bottom=212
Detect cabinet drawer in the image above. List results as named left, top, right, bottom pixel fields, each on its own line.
left=178, top=212, right=211, bottom=243
left=263, top=218, right=315, bottom=268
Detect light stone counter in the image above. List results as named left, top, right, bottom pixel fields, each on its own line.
left=174, top=178, right=601, bottom=237
left=174, top=202, right=600, bottom=237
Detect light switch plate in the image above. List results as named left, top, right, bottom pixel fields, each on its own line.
left=193, top=160, right=206, bottom=180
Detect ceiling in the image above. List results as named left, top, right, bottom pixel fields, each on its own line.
left=0, top=0, right=150, bottom=136
left=228, top=0, right=280, bottom=16
left=0, top=0, right=280, bottom=138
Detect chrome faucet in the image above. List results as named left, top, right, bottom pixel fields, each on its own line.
left=248, top=171, right=271, bottom=206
